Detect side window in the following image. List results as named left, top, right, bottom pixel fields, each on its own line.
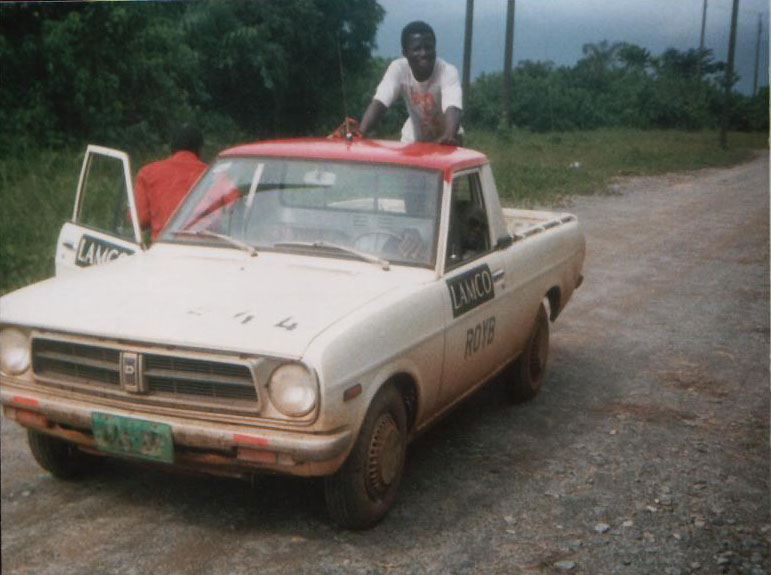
left=78, top=154, right=135, bottom=241
left=446, top=172, right=490, bottom=269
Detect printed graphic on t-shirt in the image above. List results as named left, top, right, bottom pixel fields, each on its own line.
left=408, top=88, right=442, bottom=140
left=409, top=89, right=436, bottom=115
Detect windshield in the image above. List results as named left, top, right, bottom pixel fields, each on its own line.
left=160, top=157, right=443, bottom=267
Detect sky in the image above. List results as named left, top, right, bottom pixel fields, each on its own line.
left=375, top=0, right=769, bottom=94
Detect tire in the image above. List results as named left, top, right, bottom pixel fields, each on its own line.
left=324, top=384, right=407, bottom=530
left=510, top=303, right=550, bottom=402
left=27, top=429, right=98, bottom=480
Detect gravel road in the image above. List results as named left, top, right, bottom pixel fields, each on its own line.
left=2, top=153, right=768, bottom=575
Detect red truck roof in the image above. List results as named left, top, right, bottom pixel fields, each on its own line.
left=220, top=138, right=488, bottom=179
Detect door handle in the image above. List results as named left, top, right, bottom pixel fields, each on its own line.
left=62, top=241, right=75, bottom=250
left=492, top=269, right=505, bottom=282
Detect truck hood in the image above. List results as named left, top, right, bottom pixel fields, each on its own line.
left=0, top=248, right=429, bottom=358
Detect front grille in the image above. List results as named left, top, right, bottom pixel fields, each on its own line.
left=145, top=354, right=256, bottom=401
left=32, top=339, right=120, bottom=387
left=31, top=337, right=257, bottom=406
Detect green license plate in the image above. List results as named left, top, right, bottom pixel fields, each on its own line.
left=92, top=412, right=174, bottom=463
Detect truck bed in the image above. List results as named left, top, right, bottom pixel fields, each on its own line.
left=502, top=208, right=578, bottom=240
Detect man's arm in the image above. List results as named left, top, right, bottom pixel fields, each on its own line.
left=133, top=170, right=151, bottom=231
left=359, top=99, right=387, bottom=138
left=361, top=60, right=402, bottom=138
left=437, top=106, right=462, bottom=145
left=435, top=61, right=464, bottom=145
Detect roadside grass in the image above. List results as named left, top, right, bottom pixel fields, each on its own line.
left=467, top=128, right=768, bottom=206
left=0, top=150, right=82, bottom=295
left=0, top=129, right=766, bottom=295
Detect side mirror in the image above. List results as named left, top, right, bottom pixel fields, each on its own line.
left=496, top=235, right=514, bottom=250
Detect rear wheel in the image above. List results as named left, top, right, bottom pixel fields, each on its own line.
left=324, top=384, right=407, bottom=530
left=509, top=303, right=550, bottom=402
left=27, top=430, right=99, bottom=480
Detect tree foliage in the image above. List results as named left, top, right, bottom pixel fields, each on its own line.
left=466, top=41, right=768, bottom=134
left=0, top=0, right=384, bottom=155
left=183, top=0, right=382, bottom=137
left=1, top=2, right=766, bottom=161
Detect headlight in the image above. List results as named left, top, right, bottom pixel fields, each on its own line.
left=268, top=363, right=318, bottom=418
left=0, top=328, right=31, bottom=375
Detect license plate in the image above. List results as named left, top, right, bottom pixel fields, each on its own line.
left=92, top=412, right=174, bottom=463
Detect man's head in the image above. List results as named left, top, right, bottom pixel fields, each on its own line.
left=171, top=124, right=203, bottom=157
left=461, top=204, right=488, bottom=252
left=401, top=21, right=436, bottom=82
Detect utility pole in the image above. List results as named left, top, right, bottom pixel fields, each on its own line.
left=462, top=0, right=474, bottom=109
left=720, top=0, right=740, bottom=149
left=698, top=0, right=708, bottom=78
left=503, top=0, right=516, bottom=127
left=753, top=13, right=762, bottom=96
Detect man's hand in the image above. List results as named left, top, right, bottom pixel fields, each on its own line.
left=359, top=100, right=387, bottom=138
left=436, top=106, right=462, bottom=146
left=328, top=118, right=361, bottom=140
left=436, top=134, right=462, bottom=146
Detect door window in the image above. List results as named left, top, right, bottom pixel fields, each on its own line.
left=446, top=172, right=490, bottom=269
left=77, top=153, right=136, bottom=241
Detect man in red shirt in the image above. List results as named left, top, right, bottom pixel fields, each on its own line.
left=134, top=125, right=207, bottom=241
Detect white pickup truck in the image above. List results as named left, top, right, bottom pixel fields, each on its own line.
left=0, top=138, right=585, bottom=528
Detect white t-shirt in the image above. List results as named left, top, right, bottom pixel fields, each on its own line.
left=373, top=57, right=463, bottom=142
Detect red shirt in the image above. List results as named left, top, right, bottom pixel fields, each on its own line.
left=134, top=151, right=206, bottom=240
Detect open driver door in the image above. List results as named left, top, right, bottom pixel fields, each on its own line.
left=55, top=145, right=144, bottom=276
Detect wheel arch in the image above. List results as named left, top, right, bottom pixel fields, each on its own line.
left=383, top=372, right=419, bottom=434
left=546, top=285, right=561, bottom=321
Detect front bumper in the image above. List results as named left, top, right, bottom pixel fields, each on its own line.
left=0, top=378, right=353, bottom=478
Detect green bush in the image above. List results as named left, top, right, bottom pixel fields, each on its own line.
left=466, top=42, right=767, bottom=134
left=0, top=1, right=384, bottom=156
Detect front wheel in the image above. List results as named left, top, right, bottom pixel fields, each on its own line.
left=27, top=429, right=99, bottom=480
left=509, top=303, right=550, bottom=402
left=324, top=384, right=407, bottom=529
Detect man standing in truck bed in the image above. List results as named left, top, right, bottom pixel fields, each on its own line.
left=134, top=124, right=207, bottom=241
left=359, top=21, right=463, bottom=145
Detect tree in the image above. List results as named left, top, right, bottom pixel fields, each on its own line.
left=0, top=3, right=202, bottom=151
left=464, top=42, right=761, bottom=134
left=579, top=40, right=623, bottom=74
left=655, top=47, right=722, bottom=81
left=183, top=0, right=383, bottom=137
left=618, top=43, right=651, bottom=73
left=0, top=0, right=385, bottom=153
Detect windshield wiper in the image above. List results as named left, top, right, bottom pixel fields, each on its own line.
left=172, top=230, right=258, bottom=257
left=274, top=240, right=390, bottom=271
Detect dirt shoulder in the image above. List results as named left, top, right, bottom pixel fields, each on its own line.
left=2, top=154, right=769, bottom=575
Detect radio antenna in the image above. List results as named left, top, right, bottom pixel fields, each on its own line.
left=336, top=32, right=353, bottom=142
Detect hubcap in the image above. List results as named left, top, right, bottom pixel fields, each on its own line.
left=366, top=414, right=402, bottom=497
